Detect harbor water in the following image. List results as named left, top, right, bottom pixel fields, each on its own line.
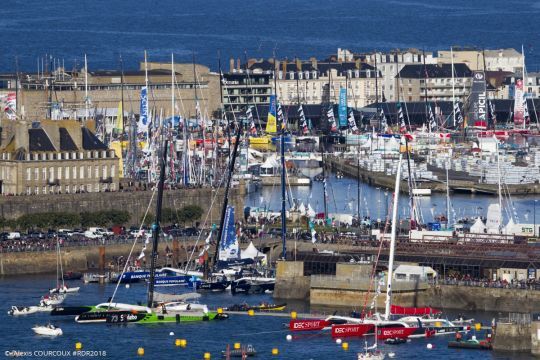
left=0, top=274, right=534, bottom=359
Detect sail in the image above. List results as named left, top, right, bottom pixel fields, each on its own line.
left=486, top=203, right=502, bottom=233
left=298, top=105, right=309, bottom=134
left=266, top=95, right=277, bottom=133
left=219, top=206, right=240, bottom=261
left=327, top=106, right=337, bottom=132
left=513, top=78, right=525, bottom=126
left=467, top=71, right=487, bottom=129
left=116, top=101, right=123, bottom=131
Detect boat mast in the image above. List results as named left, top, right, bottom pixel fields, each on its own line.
left=374, top=51, right=379, bottom=130
left=496, top=140, right=503, bottom=233
left=280, top=102, right=287, bottom=259
left=451, top=47, right=456, bottom=127
left=84, top=54, right=89, bottom=123
left=522, top=45, right=527, bottom=130
left=384, top=151, right=403, bottom=320
left=212, top=127, right=243, bottom=269
left=422, top=49, right=429, bottom=131
left=446, top=157, right=451, bottom=229
left=147, top=139, right=168, bottom=308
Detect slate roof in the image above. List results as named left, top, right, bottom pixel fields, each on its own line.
left=28, top=128, right=56, bottom=152
left=81, top=128, right=108, bottom=150
left=398, top=63, right=472, bottom=78
left=59, top=128, right=78, bottom=151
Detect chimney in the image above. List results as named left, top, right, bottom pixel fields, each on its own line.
left=237, top=58, right=241, bottom=71
left=310, top=57, right=318, bottom=70
left=14, top=120, right=29, bottom=151
left=296, top=58, right=302, bottom=71
left=355, top=59, right=361, bottom=69
left=229, top=58, right=234, bottom=73
left=282, top=58, right=287, bottom=74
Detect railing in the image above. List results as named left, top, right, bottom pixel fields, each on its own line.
left=437, top=278, right=540, bottom=291
left=310, top=275, right=429, bottom=292
left=499, top=313, right=531, bottom=325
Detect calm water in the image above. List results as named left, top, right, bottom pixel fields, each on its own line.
left=246, top=173, right=540, bottom=225
left=0, top=274, right=533, bottom=359
left=2, top=0, right=540, bottom=72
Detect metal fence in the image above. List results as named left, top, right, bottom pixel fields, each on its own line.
left=499, top=312, right=531, bottom=325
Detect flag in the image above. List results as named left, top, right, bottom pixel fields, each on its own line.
left=488, top=100, right=497, bottom=125
left=523, top=97, right=530, bottom=123
left=327, top=106, right=337, bottom=132
left=338, top=88, right=347, bottom=127
left=347, top=110, right=358, bottom=133
left=298, top=105, right=309, bottom=135
left=454, top=101, right=464, bottom=125
left=428, top=104, right=437, bottom=131
left=266, top=95, right=277, bottom=133
left=247, top=106, right=257, bottom=135
left=116, top=101, right=123, bottom=131
left=277, top=102, right=286, bottom=130
left=140, top=86, right=148, bottom=128
left=1, top=92, right=16, bottom=120
left=380, top=108, right=388, bottom=132
left=397, top=103, right=406, bottom=133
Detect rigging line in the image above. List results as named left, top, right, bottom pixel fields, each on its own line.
left=108, top=186, right=157, bottom=308
left=183, top=162, right=229, bottom=271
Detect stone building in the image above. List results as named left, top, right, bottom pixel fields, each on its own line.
left=437, top=47, right=524, bottom=73
left=0, top=119, right=119, bottom=196
left=224, top=57, right=382, bottom=114
left=0, top=60, right=221, bottom=123
left=397, top=63, right=473, bottom=102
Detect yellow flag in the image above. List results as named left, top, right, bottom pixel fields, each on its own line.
left=116, top=101, right=123, bottom=131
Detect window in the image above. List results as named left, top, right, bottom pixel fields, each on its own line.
left=95, top=165, right=99, bottom=178
left=94, top=183, right=99, bottom=192
left=110, top=183, right=116, bottom=191
left=72, top=166, right=77, bottom=180
left=26, top=168, right=31, bottom=181
left=65, top=167, right=69, bottom=179
left=42, top=186, right=46, bottom=194
left=87, top=166, right=92, bottom=178
left=49, top=167, right=54, bottom=181
left=35, top=186, right=39, bottom=195
left=102, top=165, right=107, bottom=179
left=87, top=184, right=92, bottom=193
left=26, top=186, right=31, bottom=195
left=34, top=168, right=39, bottom=181
left=57, top=167, right=62, bottom=180
left=80, top=166, right=84, bottom=179
left=42, top=168, right=47, bottom=181
left=65, top=185, right=70, bottom=194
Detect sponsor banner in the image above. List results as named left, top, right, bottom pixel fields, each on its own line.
left=331, top=324, right=373, bottom=338
left=289, top=319, right=330, bottom=331
left=338, top=88, right=347, bottom=127
left=375, top=326, right=418, bottom=340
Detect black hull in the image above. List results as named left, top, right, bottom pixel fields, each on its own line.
left=51, top=306, right=94, bottom=316
left=198, top=281, right=229, bottom=292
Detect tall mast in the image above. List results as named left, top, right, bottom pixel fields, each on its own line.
left=384, top=152, right=403, bottom=320
left=522, top=45, right=527, bottom=130
left=374, top=52, right=379, bottom=129
left=120, top=55, right=125, bottom=136
left=496, top=140, right=503, bottom=233
left=422, top=49, right=429, bottom=129
left=84, top=54, right=88, bottom=122
left=280, top=102, right=287, bottom=259
left=171, top=53, right=175, bottom=131
left=446, top=157, right=451, bottom=229
left=213, top=127, right=243, bottom=269
left=147, top=139, right=168, bottom=308
left=451, top=47, right=456, bottom=127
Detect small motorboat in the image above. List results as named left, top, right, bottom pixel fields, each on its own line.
left=49, top=285, right=80, bottom=294
left=384, top=337, right=407, bottom=345
left=41, top=294, right=65, bottom=306
left=357, top=350, right=385, bottom=360
left=8, top=306, right=39, bottom=316
left=224, top=303, right=286, bottom=312
left=222, top=344, right=257, bottom=358
left=32, top=324, right=63, bottom=336
left=448, top=338, right=492, bottom=350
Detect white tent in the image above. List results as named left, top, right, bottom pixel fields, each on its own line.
left=470, top=217, right=486, bottom=233
left=241, top=241, right=267, bottom=264
left=394, top=265, right=437, bottom=281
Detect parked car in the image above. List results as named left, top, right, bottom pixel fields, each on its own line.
left=84, top=230, right=103, bottom=239
left=7, top=232, right=21, bottom=240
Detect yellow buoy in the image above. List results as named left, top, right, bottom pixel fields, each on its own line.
left=342, top=342, right=349, bottom=351
left=137, top=347, right=144, bottom=356
left=271, top=348, right=279, bottom=355
left=290, top=311, right=297, bottom=319
left=217, top=308, right=223, bottom=314
left=248, top=309, right=255, bottom=316
left=234, top=343, right=241, bottom=350
left=203, top=352, right=211, bottom=359
left=475, top=323, right=482, bottom=331
left=75, top=342, right=82, bottom=350
left=175, top=339, right=187, bottom=348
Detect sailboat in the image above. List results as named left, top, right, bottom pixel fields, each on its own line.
left=49, top=237, right=80, bottom=294
left=63, top=140, right=224, bottom=324
left=358, top=324, right=385, bottom=360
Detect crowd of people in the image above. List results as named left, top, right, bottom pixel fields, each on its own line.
left=439, top=274, right=540, bottom=291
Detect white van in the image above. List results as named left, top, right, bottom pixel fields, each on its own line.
left=84, top=230, right=103, bottom=239
left=88, top=227, right=113, bottom=236
left=7, top=232, right=21, bottom=240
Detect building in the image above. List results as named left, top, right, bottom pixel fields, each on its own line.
left=438, top=47, right=524, bottom=73
left=221, top=72, right=273, bottom=115
left=226, top=57, right=382, bottom=112
left=397, top=63, right=473, bottom=102
left=0, top=119, right=119, bottom=195
left=0, top=60, right=221, bottom=123
left=364, top=50, right=436, bottom=102
left=500, top=72, right=540, bottom=100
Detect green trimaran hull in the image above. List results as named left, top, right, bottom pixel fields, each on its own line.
left=75, top=307, right=221, bottom=324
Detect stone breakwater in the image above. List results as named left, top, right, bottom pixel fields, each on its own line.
left=0, top=184, right=245, bottom=224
